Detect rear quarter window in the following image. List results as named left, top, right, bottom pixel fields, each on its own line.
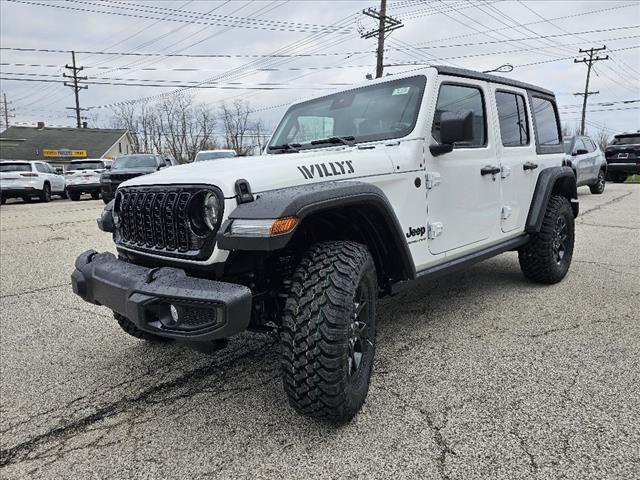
left=531, top=96, right=561, bottom=148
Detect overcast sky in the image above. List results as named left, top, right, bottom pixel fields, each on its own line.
left=1, top=0, right=638, bottom=138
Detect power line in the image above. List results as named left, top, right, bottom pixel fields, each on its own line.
left=6, top=0, right=350, bottom=34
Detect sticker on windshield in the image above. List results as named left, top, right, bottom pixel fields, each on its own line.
left=392, top=87, right=411, bottom=96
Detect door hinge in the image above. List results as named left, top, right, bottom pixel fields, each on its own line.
left=426, top=172, right=441, bottom=189
left=427, top=222, right=444, bottom=239
left=501, top=206, right=512, bottom=220
left=501, top=165, right=511, bottom=179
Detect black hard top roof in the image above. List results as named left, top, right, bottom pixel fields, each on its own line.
left=433, top=65, right=555, bottom=97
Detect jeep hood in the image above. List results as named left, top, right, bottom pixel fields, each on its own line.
left=120, top=148, right=395, bottom=197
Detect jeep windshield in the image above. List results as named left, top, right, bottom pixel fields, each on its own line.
left=268, top=75, right=426, bottom=153
left=111, top=155, right=158, bottom=170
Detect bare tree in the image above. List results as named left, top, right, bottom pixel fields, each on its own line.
left=110, top=95, right=218, bottom=162
left=594, top=126, right=611, bottom=152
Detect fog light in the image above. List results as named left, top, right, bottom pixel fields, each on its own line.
left=170, top=304, right=179, bottom=323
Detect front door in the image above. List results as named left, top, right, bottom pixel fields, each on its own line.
left=426, top=79, right=501, bottom=255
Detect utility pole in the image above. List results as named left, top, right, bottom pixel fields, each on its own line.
left=1, top=93, right=15, bottom=130
left=360, top=0, right=403, bottom=78
left=574, top=45, right=608, bottom=135
left=63, top=51, right=88, bottom=128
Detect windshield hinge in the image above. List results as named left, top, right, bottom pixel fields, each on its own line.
left=427, top=222, right=444, bottom=239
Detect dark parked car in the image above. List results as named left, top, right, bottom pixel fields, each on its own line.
left=100, top=154, right=177, bottom=203
left=604, top=132, right=640, bottom=183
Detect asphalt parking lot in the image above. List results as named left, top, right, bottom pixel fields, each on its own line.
left=0, top=184, right=638, bottom=480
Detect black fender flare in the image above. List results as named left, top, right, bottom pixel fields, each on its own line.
left=217, top=181, right=416, bottom=280
left=525, top=166, right=578, bottom=233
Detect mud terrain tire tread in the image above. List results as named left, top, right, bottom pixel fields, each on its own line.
left=280, top=241, right=377, bottom=423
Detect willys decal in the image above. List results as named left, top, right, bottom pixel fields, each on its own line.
left=297, top=161, right=355, bottom=180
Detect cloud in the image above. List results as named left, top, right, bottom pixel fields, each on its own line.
left=1, top=0, right=638, bottom=136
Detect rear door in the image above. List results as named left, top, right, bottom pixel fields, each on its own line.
left=493, top=88, right=537, bottom=233
left=426, top=79, right=501, bottom=255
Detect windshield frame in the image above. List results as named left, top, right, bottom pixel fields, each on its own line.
left=111, top=154, right=159, bottom=170
left=268, top=75, right=427, bottom=152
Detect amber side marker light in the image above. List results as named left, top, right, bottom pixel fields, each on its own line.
left=270, top=216, right=298, bottom=235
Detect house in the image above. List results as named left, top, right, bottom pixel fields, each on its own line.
left=0, top=123, right=135, bottom=169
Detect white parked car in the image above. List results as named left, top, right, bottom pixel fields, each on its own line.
left=0, top=160, right=67, bottom=204
left=65, top=159, right=113, bottom=201
left=193, top=149, right=237, bottom=162
left=562, top=135, right=607, bottom=194
left=73, top=66, right=578, bottom=422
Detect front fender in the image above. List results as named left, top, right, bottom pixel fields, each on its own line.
left=217, top=180, right=416, bottom=279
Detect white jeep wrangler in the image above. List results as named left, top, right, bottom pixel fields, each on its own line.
left=72, top=66, right=578, bottom=422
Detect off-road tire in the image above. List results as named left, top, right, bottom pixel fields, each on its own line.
left=589, top=169, right=606, bottom=194
left=114, top=312, right=171, bottom=342
left=91, top=192, right=100, bottom=200
left=40, top=183, right=51, bottom=202
left=68, top=191, right=81, bottom=201
left=518, top=195, right=574, bottom=284
left=280, top=241, right=377, bottom=423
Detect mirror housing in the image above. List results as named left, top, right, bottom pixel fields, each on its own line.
left=104, top=164, right=111, bottom=170
left=55, top=167, right=63, bottom=174
left=430, top=110, right=474, bottom=157
left=574, top=148, right=588, bottom=156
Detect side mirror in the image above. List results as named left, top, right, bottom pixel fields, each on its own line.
left=104, top=164, right=111, bottom=170
left=430, top=110, right=474, bottom=157
left=55, top=168, right=63, bottom=174
left=574, top=149, right=588, bottom=156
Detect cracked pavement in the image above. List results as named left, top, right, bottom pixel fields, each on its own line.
left=1, top=185, right=639, bottom=479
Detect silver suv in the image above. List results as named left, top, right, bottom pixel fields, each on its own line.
left=563, top=135, right=607, bottom=194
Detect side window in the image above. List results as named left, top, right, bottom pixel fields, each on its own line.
left=432, top=83, right=486, bottom=147
left=574, top=138, right=587, bottom=153
left=495, top=91, right=530, bottom=146
left=586, top=139, right=596, bottom=152
left=35, top=163, right=47, bottom=173
left=531, top=96, right=561, bottom=146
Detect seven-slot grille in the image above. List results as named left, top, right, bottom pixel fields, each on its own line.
left=116, top=187, right=214, bottom=259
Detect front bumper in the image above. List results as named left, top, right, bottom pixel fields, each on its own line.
left=71, top=250, right=252, bottom=341
left=67, top=182, right=101, bottom=193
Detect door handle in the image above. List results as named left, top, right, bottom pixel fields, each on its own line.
left=481, top=165, right=501, bottom=176
left=523, top=162, right=538, bottom=171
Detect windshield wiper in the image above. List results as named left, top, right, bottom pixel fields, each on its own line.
left=268, top=143, right=301, bottom=154
left=310, top=136, right=356, bottom=147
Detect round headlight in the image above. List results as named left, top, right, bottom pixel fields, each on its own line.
left=202, top=192, right=220, bottom=231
